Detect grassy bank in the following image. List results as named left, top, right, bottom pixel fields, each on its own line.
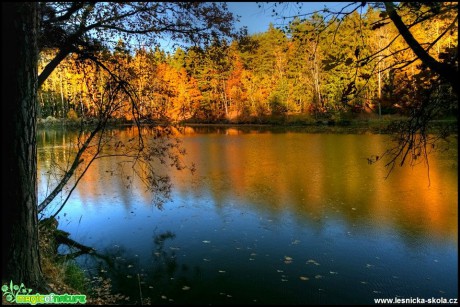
left=2, top=221, right=127, bottom=305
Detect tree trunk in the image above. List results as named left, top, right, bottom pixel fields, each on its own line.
left=2, top=3, right=45, bottom=289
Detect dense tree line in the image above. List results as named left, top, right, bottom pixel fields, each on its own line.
left=38, top=3, right=458, bottom=123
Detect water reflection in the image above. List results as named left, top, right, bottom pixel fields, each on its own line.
left=38, top=126, right=458, bottom=242
left=38, top=126, right=458, bottom=304
left=171, top=130, right=457, bottom=243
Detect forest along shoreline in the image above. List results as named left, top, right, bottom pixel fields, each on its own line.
left=37, top=114, right=457, bottom=135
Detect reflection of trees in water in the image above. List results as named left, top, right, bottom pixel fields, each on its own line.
left=172, top=132, right=458, bottom=242
left=79, top=230, right=200, bottom=304
left=40, top=129, right=458, bottom=243
left=152, top=231, right=177, bottom=281
left=37, top=126, right=195, bottom=218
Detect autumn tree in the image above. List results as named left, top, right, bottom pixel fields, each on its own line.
left=201, top=38, right=231, bottom=120
left=288, top=14, right=327, bottom=115
left=226, top=43, right=249, bottom=119
left=364, top=2, right=457, bottom=172
left=2, top=2, right=235, bottom=289
left=266, top=1, right=457, bottom=170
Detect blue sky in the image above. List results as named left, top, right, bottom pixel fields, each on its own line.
left=157, top=2, right=353, bottom=52
left=227, top=2, right=351, bottom=34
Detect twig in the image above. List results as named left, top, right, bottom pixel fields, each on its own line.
left=137, top=273, right=143, bottom=305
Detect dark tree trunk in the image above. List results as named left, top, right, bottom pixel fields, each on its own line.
left=384, top=2, right=459, bottom=94
left=2, top=3, right=45, bottom=289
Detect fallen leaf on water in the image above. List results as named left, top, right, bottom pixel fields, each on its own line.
left=300, top=276, right=309, bottom=281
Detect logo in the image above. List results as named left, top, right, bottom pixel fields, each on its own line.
left=2, top=281, right=86, bottom=305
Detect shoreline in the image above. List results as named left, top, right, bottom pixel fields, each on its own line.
left=37, top=116, right=457, bottom=135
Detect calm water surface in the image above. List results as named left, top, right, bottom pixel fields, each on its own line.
left=37, top=126, right=458, bottom=304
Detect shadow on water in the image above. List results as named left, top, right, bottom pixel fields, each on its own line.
left=76, top=230, right=275, bottom=305
left=74, top=231, right=190, bottom=304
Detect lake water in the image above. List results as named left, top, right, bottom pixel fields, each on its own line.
left=37, top=126, right=458, bottom=304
